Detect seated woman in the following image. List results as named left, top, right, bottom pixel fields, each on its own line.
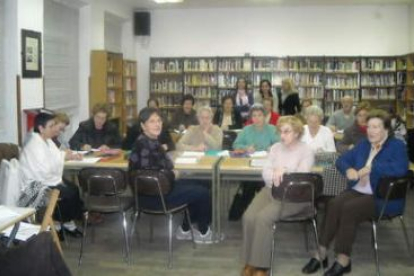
left=233, top=104, right=279, bottom=153
left=245, top=98, right=280, bottom=126
left=241, top=116, right=315, bottom=276
left=170, top=94, right=198, bottom=132
left=129, top=107, right=212, bottom=243
left=176, top=106, right=223, bottom=151
left=302, top=109, right=409, bottom=276
left=122, top=98, right=174, bottom=151
left=337, top=101, right=370, bottom=154
left=52, top=112, right=71, bottom=149
left=69, top=103, right=122, bottom=151
left=301, top=105, right=336, bottom=153
left=19, top=112, right=84, bottom=237
left=213, top=95, right=243, bottom=130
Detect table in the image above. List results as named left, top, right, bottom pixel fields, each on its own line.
left=0, top=206, right=35, bottom=247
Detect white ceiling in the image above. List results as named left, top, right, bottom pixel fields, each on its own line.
left=125, top=0, right=414, bottom=10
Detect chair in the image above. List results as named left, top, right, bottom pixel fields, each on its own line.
left=270, top=173, right=324, bottom=276
left=371, top=174, right=411, bottom=276
left=222, top=130, right=238, bottom=151
left=129, top=169, right=195, bottom=268
left=77, top=168, right=133, bottom=266
left=0, top=143, right=19, bottom=164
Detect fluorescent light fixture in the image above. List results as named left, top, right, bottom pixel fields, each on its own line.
left=153, top=0, right=183, bottom=3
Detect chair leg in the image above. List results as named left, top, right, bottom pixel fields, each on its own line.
left=78, top=211, right=89, bottom=267
left=303, top=222, right=309, bottom=252
left=269, top=223, right=276, bottom=276
left=398, top=216, right=412, bottom=255
left=56, top=204, right=69, bottom=247
left=149, top=216, right=154, bottom=243
left=121, top=211, right=131, bottom=264
left=371, top=221, right=380, bottom=276
left=185, top=209, right=196, bottom=249
left=167, top=214, right=173, bottom=269
left=130, top=211, right=140, bottom=247
left=311, top=219, right=324, bottom=276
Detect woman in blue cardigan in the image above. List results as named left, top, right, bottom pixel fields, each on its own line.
left=302, top=109, right=408, bottom=276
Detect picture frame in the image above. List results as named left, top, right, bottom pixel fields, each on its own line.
left=21, top=29, right=42, bottom=78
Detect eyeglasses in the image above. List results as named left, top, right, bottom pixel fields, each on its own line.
left=280, top=130, right=293, bottom=135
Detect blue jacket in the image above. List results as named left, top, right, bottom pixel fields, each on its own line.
left=336, top=137, right=409, bottom=217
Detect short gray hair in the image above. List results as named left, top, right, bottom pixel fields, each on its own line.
left=249, top=103, right=265, bottom=117
left=305, top=105, right=324, bottom=120
left=197, top=106, right=213, bottom=117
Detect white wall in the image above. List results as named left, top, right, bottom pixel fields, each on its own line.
left=136, top=5, right=411, bottom=110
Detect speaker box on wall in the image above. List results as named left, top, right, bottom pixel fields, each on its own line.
left=134, top=12, right=150, bottom=36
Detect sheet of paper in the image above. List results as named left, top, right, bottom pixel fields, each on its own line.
left=175, top=157, right=199, bottom=164
left=0, top=206, right=20, bottom=225
left=217, top=150, right=230, bottom=157
left=182, top=151, right=205, bottom=157
left=249, top=151, right=268, bottom=158
left=2, top=222, right=41, bottom=241
left=66, top=157, right=101, bottom=164
left=250, top=159, right=267, bottom=168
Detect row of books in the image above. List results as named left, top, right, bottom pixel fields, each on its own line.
left=290, top=73, right=323, bottom=86
left=361, top=88, right=396, bottom=100
left=107, top=90, right=121, bottom=103
left=107, top=58, right=122, bottom=73
left=253, top=59, right=288, bottom=71
left=157, top=95, right=183, bottom=107
left=361, top=75, right=396, bottom=86
left=107, top=75, right=121, bottom=88
left=289, top=60, right=324, bottom=71
left=324, top=102, right=345, bottom=116
left=325, top=76, right=359, bottom=88
left=325, top=90, right=359, bottom=101
left=184, top=74, right=217, bottom=86
left=184, top=87, right=218, bottom=98
left=325, top=60, right=360, bottom=72
left=361, top=59, right=396, bottom=71
left=124, top=78, right=136, bottom=91
left=151, top=80, right=183, bottom=93
left=151, top=60, right=182, bottom=73
left=298, top=88, right=324, bottom=99
left=124, top=91, right=136, bottom=105
left=123, top=62, right=136, bottom=76
left=218, top=75, right=251, bottom=88
left=218, top=59, right=252, bottom=72
left=184, top=59, right=217, bottom=72
left=253, top=72, right=289, bottom=86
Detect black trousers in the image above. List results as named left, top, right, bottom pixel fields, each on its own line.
left=52, top=182, right=84, bottom=222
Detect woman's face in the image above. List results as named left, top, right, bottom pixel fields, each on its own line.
left=260, top=82, right=271, bottom=94
left=356, top=109, right=368, bottom=126
left=367, top=118, right=388, bottom=145
left=281, top=81, right=290, bottom=92
left=279, top=123, right=299, bottom=146
left=93, top=111, right=107, bottom=130
left=237, top=79, right=247, bottom=90
left=223, top=98, right=233, bottom=113
left=141, top=113, right=162, bottom=139
left=251, top=110, right=265, bottom=126
left=183, top=100, right=193, bottom=114
left=306, top=114, right=321, bottom=130
left=263, top=100, right=272, bottom=113
left=53, top=122, right=67, bottom=138
left=39, top=119, right=57, bottom=140
left=198, top=110, right=212, bottom=129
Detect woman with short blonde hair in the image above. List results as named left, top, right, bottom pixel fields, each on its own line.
left=278, top=78, right=301, bottom=115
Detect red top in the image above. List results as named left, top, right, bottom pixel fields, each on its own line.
left=245, top=111, right=280, bottom=126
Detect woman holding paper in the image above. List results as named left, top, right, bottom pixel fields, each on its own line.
left=129, top=107, right=213, bottom=244
left=176, top=106, right=223, bottom=152
left=241, top=116, right=315, bottom=276
left=20, top=112, right=84, bottom=237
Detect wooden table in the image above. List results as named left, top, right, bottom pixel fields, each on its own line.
left=0, top=206, right=35, bottom=247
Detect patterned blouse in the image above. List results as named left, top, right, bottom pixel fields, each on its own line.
left=129, top=134, right=174, bottom=171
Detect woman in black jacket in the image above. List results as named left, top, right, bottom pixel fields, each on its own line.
left=278, top=78, right=301, bottom=115
left=213, top=95, right=243, bottom=130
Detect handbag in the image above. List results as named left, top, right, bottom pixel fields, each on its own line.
left=130, top=169, right=175, bottom=196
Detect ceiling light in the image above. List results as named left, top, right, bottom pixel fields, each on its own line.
left=153, top=0, right=183, bottom=3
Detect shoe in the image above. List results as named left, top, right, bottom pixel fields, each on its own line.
left=63, top=228, right=83, bottom=238
left=175, top=225, right=192, bottom=240
left=302, top=257, right=328, bottom=274
left=324, top=261, right=351, bottom=276
left=241, top=264, right=255, bottom=276
left=194, top=227, right=214, bottom=244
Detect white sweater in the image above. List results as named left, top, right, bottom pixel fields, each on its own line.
left=301, top=125, right=336, bottom=153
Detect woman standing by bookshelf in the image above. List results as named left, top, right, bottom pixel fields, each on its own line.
left=278, top=78, right=301, bottom=115
left=258, top=79, right=278, bottom=113
left=213, top=95, right=243, bottom=130
left=234, top=77, right=254, bottom=121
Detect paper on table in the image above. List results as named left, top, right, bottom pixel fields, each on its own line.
left=175, top=157, right=199, bottom=164
left=250, top=159, right=267, bottom=168
left=249, top=151, right=268, bottom=158
left=66, top=157, right=101, bottom=164
left=217, top=150, right=230, bottom=157
left=182, top=151, right=205, bottom=157
left=0, top=206, right=20, bottom=225
left=74, top=150, right=89, bottom=155
left=2, top=222, right=41, bottom=241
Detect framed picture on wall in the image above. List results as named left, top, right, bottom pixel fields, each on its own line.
left=21, top=29, right=42, bottom=78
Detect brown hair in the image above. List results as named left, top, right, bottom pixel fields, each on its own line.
left=92, top=103, right=111, bottom=117
left=354, top=101, right=371, bottom=116
left=55, top=112, right=70, bottom=125
left=367, top=109, right=393, bottom=136
left=277, top=115, right=304, bottom=138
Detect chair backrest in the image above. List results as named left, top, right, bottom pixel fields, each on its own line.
left=129, top=169, right=174, bottom=197
left=78, top=168, right=126, bottom=196
left=0, top=143, right=19, bottom=164
left=376, top=175, right=409, bottom=201
left=222, top=131, right=238, bottom=151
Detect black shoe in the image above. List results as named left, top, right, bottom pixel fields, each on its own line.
left=57, top=229, right=65, bottom=241
left=302, top=257, right=328, bottom=274
left=324, top=261, right=351, bottom=276
left=64, top=228, right=83, bottom=238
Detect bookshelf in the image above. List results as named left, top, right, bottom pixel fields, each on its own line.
left=183, top=57, right=218, bottom=108
left=149, top=55, right=414, bottom=128
left=123, top=59, right=138, bottom=134
left=90, top=50, right=123, bottom=130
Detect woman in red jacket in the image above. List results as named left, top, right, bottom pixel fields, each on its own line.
left=245, top=98, right=280, bottom=126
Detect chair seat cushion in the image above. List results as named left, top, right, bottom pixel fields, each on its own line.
left=86, top=196, right=133, bottom=213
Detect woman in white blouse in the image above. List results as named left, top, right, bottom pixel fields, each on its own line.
left=302, top=105, right=336, bottom=153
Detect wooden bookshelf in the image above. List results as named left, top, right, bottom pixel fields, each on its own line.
left=90, top=50, right=123, bottom=130
left=405, top=54, right=414, bottom=128
left=123, top=59, right=138, bottom=134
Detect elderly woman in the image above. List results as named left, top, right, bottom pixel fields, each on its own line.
left=302, top=109, right=409, bottom=276
left=176, top=106, right=223, bottom=151
left=233, top=104, right=279, bottom=153
left=337, top=101, right=371, bottom=154
left=278, top=78, right=301, bottom=115
left=69, top=103, right=122, bottom=151
left=326, top=96, right=355, bottom=132
left=129, top=107, right=213, bottom=243
left=213, top=95, right=243, bottom=130
left=52, top=112, right=71, bottom=149
left=302, top=105, right=336, bottom=153
left=241, top=116, right=315, bottom=276
left=20, top=112, right=84, bottom=237
left=245, top=98, right=280, bottom=127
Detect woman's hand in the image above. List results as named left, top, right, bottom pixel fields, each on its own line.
left=81, top=144, right=91, bottom=151
left=346, top=168, right=359, bottom=181
left=272, top=167, right=286, bottom=187
left=98, top=144, right=110, bottom=151
left=65, top=150, right=83, bottom=161
left=358, top=166, right=371, bottom=178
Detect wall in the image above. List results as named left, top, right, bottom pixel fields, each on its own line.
left=136, top=5, right=411, bottom=110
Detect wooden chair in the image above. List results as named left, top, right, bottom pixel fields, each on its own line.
left=40, top=189, right=63, bottom=255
